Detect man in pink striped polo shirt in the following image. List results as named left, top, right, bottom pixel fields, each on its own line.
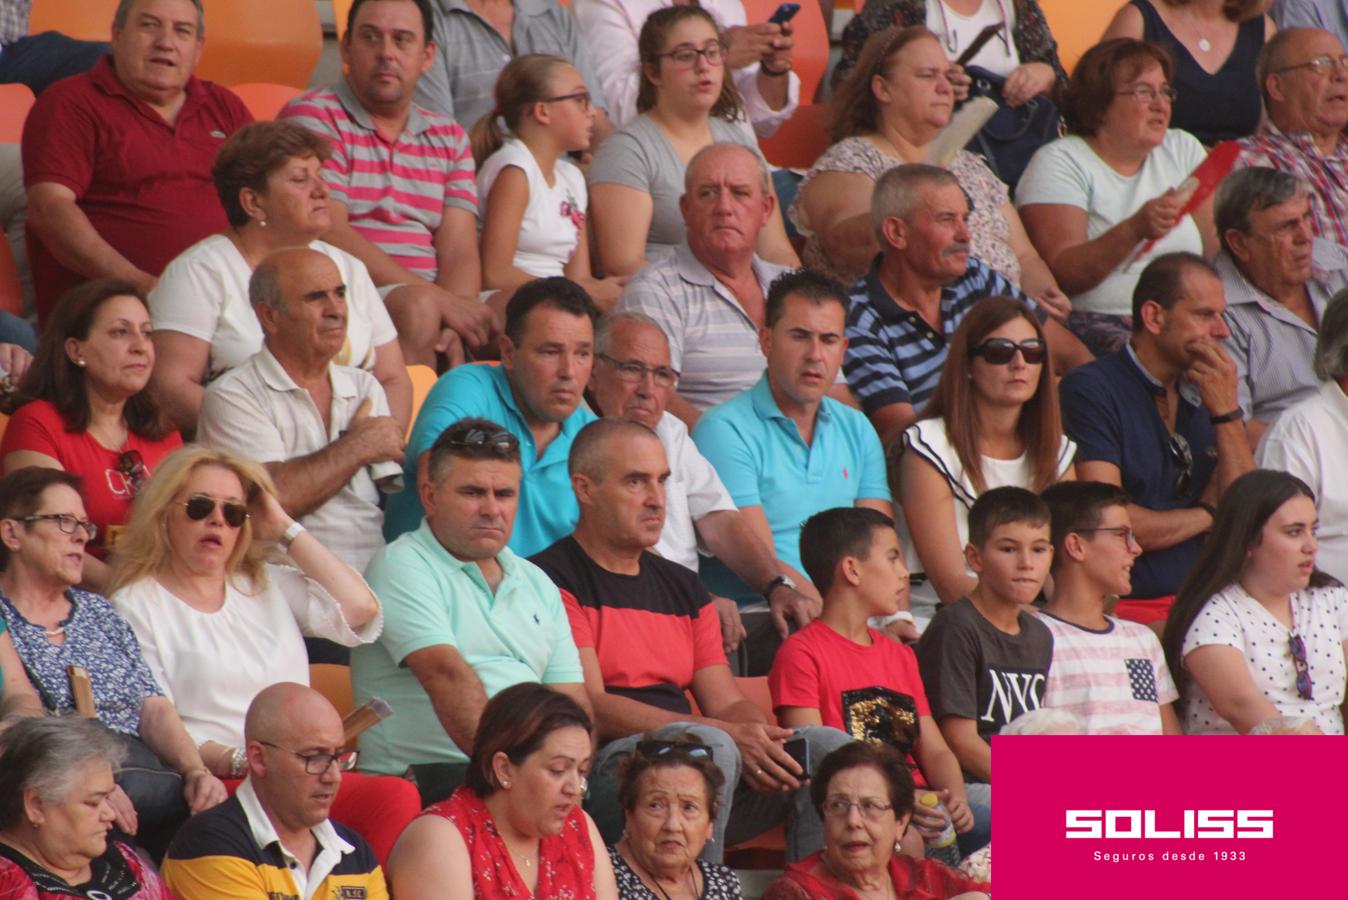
left=282, top=0, right=498, bottom=367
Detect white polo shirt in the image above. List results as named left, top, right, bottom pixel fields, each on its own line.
left=653, top=411, right=737, bottom=572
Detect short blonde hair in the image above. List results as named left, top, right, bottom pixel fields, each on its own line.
left=108, top=446, right=278, bottom=594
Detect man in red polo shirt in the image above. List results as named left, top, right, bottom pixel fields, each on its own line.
left=21, top=0, right=251, bottom=320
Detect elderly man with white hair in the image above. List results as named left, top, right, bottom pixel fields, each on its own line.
left=1257, top=287, right=1348, bottom=586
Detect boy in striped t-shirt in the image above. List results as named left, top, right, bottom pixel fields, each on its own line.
left=1038, top=482, right=1181, bottom=735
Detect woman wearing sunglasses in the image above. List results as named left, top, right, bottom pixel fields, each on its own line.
left=896, top=297, right=1075, bottom=624
left=610, top=737, right=742, bottom=899
left=107, top=447, right=418, bottom=863
left=1162, top=469, right=1348, bottom=735
left=0, top=280, right=182, bottom=592
left=389, top=683, right=618, bottom=899
left=0, top=466, right=227, bottom=860
left=588, top=5, right=798, bottom=277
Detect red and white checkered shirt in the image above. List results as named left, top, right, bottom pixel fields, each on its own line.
left=1237, top=122, right=1348, bottom=247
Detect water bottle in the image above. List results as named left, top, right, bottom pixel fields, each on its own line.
left=917, top=790, right=961, bottom=867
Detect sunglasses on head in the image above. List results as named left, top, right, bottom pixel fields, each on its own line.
left=635, top=739, right=714, bottom=762
left=184, top=495, right=249, bottom=528
left=971, top=337, right=1046, bottom=365
left=443, top=427, right=520, bottom=456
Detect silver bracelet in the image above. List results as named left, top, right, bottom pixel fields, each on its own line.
left=229, top=745, right=247, bottom=778
left=279, top=520, right=306, bottom=550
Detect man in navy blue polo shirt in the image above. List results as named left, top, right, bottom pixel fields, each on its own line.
left=843, top=164, right=1091, bottom=448
left=1061, top=253, right=1255, bottom=624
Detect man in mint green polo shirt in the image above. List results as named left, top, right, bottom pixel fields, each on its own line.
left=693, top=269, right=895, bottom=673
left=383, top=277, right=599, bottom=554
left=353, top=416, right=589, bottom=795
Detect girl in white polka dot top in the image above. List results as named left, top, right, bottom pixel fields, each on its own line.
left=1161, top=470, right=1348, bottom=735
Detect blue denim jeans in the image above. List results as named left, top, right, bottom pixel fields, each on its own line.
left=0, top=31, right=107, bottom=94
left=588, top=721, right=853, bottom=864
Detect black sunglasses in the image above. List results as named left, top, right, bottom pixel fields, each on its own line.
left=635, top=739, right=714, bottom=762
left=184, top=495, right=249, bottom=528
left=972, top=337, right=1046, bottom=365
left=442, top=427, right=520, bottom=456
left=1167, top=432, right=1194, bottom=498
left=1290, top=633, right=1314, bottom=701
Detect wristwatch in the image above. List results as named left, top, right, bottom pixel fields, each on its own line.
left=763, top=574, right=797, bottom=601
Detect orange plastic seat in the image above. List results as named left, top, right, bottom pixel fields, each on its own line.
left=229, top=83, right=303, bottom=121
left=333, top=0, right=355, bottom=40
left=742, top=0, right=830, bottom=103
left=1039, top=0, right=1118, bottom=77
left=27, top=0, right=116, bottom=42
left=406, top=364, right=438, bottom=438
left=0, top=83, right=35, bottom=143
left=758, top=102, right=831, bottom=170
left=310, top=663, right=355, bottom=718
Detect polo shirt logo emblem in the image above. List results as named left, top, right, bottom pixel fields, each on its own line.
left=210, top=130, right=226, bottom=138
left=843, top=467, right=849, bottom=479
left=338, top=889, right=368, bottom=898
left=533, top=614, right=541, bottom=625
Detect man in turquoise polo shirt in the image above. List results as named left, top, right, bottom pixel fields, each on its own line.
left=383, top=277, right=599, bottom=554
left=693, top=269, right=895, bottom=673
left=353, top=417, right=589, bottom=796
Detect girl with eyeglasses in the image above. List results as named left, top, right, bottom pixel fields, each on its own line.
left=589, top=5, right=798, bottom=277
left=106, top=446, right=421, bottom=863
left=1162, top=469, right=1348, bottom=735
left=0, top=280, right=183, bottom=592
left=895, top=297, right=1075, bottom=625
left=389, top=683, right=618, bottom=900
left=763, top=742, right=990, bottom=900
left=472, top=54, right=628, bottom=310
left=0, top=466, right=227, bottom=861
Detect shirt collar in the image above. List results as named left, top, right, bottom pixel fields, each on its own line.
left=1260, top=119, right=1348, bottom=159
left=857, top=261, right=964, bottom=325
left=335, top=76, right=431, bottom=136
left=413, top=519, right=521, bottom=583
left=1215, top=247, right=1337, bottom=323
left=747, top=373, right=833, bottom=424
left=235, top=777, right=353, bottom=864
left=254, top=346, right=359, bottom=400
left=90, top=54, right=205, bottom=114
left=1123, top=341, right=1202, bottom=406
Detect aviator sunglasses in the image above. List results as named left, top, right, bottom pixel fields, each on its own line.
left=184, top=495, right=249, bottom=528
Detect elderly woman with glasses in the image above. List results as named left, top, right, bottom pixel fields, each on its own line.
left=610, top=736, right=742, bottom=899
left=0, top=280, right=183, bottom=591
left=0, top=717, right=173, bottom=899
left=0, top=467, right=227, bottom=860
left=764, top=742, right=990, bottom=900
left=106, top=445, right=418, bottom=863
left=1162, top=469, right=1348, bottom=735
left=389, top=683, right=618, bottom=900
left=1016, top=38, right=1217, bottom=357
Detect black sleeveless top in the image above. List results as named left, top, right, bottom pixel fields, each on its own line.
left=1131, top=0, right=1264, bottom=145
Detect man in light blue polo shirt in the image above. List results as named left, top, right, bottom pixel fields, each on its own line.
left=693, top=269, right=894, bottom=672
left=383, top=276, right=599, bottom=553
left=354, top=416, right=589, bottom=795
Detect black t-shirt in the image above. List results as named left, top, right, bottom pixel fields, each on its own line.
left=915, top=597, right=1054, bottom=745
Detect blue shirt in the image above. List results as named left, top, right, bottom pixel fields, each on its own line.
left=1060, top=345, right=1217, bottom=599
left=843, top=259, right=1041, bottom=415
left=692, top=375, right=891, bottom=603
left=383, top=363, right=598, bottom=556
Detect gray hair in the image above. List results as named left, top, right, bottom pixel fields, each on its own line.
left=115, top=0, right=206, bottom=37
left=999, top=708, right=1084, bottom=736
left=1214, top=167, right=1308, bottom=255
left=249, top=255, right=287, bottom=311
left=1256, top=27, right=1330, bottom=107
left=0, top=717, right=127, bottom=829
left=683, top=143, right=771, bottom=196
left=594, top=311, right=668, bottom=357
left=1249, top=714, right=1320, bottom=735
left=1313, top=288, right=1348, bottom=381
left=870, top=163, right=960, bottom=245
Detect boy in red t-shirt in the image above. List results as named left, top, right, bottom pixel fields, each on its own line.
left=769, top=506, right=986, bottom=857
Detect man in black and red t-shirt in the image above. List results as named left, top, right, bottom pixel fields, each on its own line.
left=530, top=418, right=850, bottom=863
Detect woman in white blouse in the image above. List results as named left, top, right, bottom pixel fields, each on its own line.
left=147, top=121, right=412, bottom=435
left=896, top=297, right=1075, bottom=623
left=1162, top=469, right=1348, bottom=735
left=107, top=446, right=381, bottom=777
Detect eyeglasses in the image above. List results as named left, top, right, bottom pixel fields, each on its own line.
left=545, top=89, right=592, bottom=111
left=258, top=741, right=359, bottom=775
left=1275, top=54, right=1348, bottom=76
left=119, top=449, right=147, bottom=498
left=635, top=739, right=714, bottom=762
left=659, top=42, right=725, bottom=67
left=19, top=514, right=97, bottom=542
left=598, top=354, right=680, bottom=388
left=442, top=427, right=520, bottom=457
left=1167, top=432, right=1194, bottom=498
left=971, top=337, right=1046, bottom=365
left=1116, top=84, right=1179, bottom=104
left=821, top=796, right=894, bottom=821
left=1290, top=633, right=1314, bottom=701
left=184, top=495, right=249, bottom=528
left=1078, top=525, right=1136, bottom=547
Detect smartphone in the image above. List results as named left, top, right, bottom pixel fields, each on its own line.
left=784, top=736, right=811, bottom=774
left=768, top=2, right=800, bottom=25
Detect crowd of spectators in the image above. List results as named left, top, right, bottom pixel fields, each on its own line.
left=3, top=0, right=1348, bottom=897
